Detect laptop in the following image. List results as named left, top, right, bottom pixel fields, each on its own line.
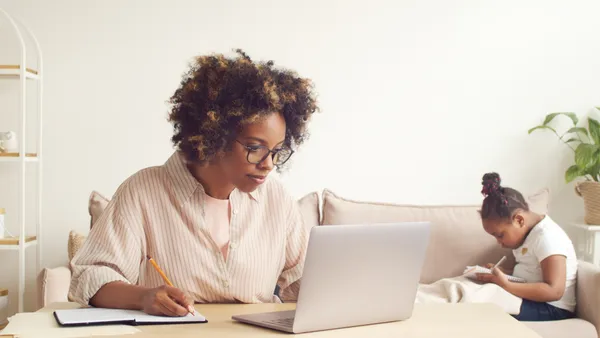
left=232, top=221, right=431, bottom=334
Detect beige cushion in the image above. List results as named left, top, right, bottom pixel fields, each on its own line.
left=67, top=191, right=108, bottom=262
left=321, top=188, right=550, bottom=284
left=526, top=188, right=551, bottom=215
left=88, top=190, right=109, bottom=228
left=575, top=260, right=600, bottom=336
left=37, top=266, right=71, bottom=308
left=67, top=230, right=87, bottom=261
left=524, top=319, right=597, bottom=338
left=297, top=192, right=321, bottom=230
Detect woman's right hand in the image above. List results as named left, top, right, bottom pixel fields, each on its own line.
left=140, top=285, right=195, bottom=317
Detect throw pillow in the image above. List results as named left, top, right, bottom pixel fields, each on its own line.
left=68, top=191, right=109, bottom=261
left=67, top=230, right=87, bottom=261
left=525, top=187, right=550, bottom=215
left=89, top=191, right=109, bottom=229
left=297, top=192, right=321, bottom=230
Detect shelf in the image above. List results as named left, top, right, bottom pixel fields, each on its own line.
left=0, top=65, right=39, bottom=80
left=1, top=7, right=44, bottom=315
left=0, top=236, right=37, bottom=251
left=0, top=152, right=38, bottom=162
left=571, top=223, right=600, bottom=232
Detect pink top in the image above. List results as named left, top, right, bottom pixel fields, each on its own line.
left=203, top=193, right=231, bottom=260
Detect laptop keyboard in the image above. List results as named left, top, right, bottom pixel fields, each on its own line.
left=262, top=316, right=294, bottom=328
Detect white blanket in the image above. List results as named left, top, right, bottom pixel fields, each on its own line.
left=416, top=276, right=523, bottom=315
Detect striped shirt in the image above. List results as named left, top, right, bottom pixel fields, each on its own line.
left=68, top=151, right=308, bottom=305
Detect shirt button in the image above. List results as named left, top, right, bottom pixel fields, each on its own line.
left=230, top=242, right=237, bottom=250
left=232, top=209, right=238, bottom=215
left=223, top=280, right=230, bottom=288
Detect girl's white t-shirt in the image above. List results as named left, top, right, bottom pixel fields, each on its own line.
left=512, top=215, right=577, bottom=312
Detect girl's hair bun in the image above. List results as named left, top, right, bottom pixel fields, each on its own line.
left=481, top=172, right=502, bottom=197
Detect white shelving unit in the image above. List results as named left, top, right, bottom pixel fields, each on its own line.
left=0, top=8, right=43, bottom=313
left=567, top=223, right=600, bottom=266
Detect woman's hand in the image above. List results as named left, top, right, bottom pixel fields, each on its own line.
left=141, top=285, right=195, bottom=317
left=476, top=267, right=509, bottom=288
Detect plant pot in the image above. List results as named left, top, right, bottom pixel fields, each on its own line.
left=575, top=181, right=600, bottom=224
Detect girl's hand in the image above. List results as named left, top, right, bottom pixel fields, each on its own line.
left=485, top=263, right=508, bottom=275
left=476, top=267, right=509, bottom=288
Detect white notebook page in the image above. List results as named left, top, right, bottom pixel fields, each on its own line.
left=55, top=307, right=206, bottom=325
left=463, top=265, right=526, bottom=283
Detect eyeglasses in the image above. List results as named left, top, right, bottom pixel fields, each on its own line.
left=236, top=140, right=294, bottom=167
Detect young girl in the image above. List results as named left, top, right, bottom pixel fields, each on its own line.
left=476, top=172, right=577, bottom=321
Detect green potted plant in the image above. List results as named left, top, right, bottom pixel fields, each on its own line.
left=529, top=110, right=600, bottom=224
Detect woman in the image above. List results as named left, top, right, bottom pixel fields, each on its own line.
left=69, top=49, right=318, bottom=317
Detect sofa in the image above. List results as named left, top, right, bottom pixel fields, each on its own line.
left=37, top=188, right=600, bottom=338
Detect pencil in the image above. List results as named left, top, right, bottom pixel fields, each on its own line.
left=492, top=256, right=506, bottom=271
left=146, top=255, right=195, bottom=316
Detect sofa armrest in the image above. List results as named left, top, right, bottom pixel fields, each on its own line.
left=37, top=266, right=71, bottom=310
left=576, top=260, right=600, bottom=337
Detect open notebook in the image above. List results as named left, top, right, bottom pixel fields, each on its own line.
left=463, top=265, right=526, bottom=283
left=53, top=307, right=207, bottom=327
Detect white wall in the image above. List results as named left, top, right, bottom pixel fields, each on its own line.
left=1, top=0, right=599, bottom=314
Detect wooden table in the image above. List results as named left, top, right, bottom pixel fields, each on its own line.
left=29, top=302, right=542, bottom=338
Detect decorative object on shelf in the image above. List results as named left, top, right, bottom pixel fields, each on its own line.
left=529, top=109, right=600, bottom=224
left=0, top=288, right=8, bottom=330
left=577, top=181, right=600, bottom=225
left=0, top=131, right=17, bottom=153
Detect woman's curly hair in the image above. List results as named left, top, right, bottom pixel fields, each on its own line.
left=168, top=49, right=318, bottom=167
